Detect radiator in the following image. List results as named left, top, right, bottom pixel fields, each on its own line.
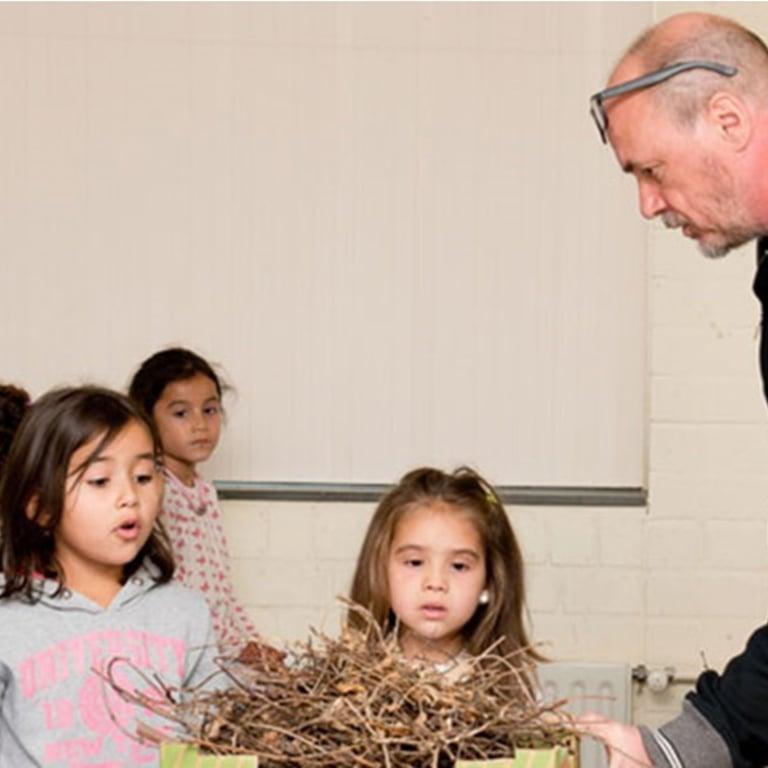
left=538, top=662, right=632, bottom=768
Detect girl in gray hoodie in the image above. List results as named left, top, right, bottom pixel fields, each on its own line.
left=0, top=386, right=219, bottom=767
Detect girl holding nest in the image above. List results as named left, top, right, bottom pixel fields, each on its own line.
left=348, top=466, right=541, bottom=686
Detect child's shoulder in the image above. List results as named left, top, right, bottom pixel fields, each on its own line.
left=0, top=591, right=25, bottom=616
left=155, top=581, right=213, bottom=618
left=143, top=575, right=207, bottom=607
left=154, top=579, right=209, bottom=607
left=131, top=563, right=209, bottom=613
left=134, top=577, right=214, bottom=642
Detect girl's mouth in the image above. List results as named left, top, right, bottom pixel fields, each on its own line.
left=115, top=520, right=140, bottom=541
left=420, top=604, right=447, bottom=619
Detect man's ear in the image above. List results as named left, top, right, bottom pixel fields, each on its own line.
left=706, top=92, right=753, bottom=150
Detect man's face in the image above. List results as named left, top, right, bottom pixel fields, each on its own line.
left=605, top=85, right=757, bottom=258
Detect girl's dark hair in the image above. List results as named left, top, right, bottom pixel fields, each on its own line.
left=128, top=347, right=225, bottom=417
left=0, top=384, right=31, bottom=474
left=0, top=386, right=175, bottom=599
left=348, top=466, right=541, bottom=686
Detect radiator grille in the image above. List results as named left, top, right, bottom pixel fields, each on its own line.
left=538, top=662, right=632, bottom=768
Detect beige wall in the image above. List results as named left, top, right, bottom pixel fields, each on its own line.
left=0, top=1, right=648, bottom=487
left=4, top=1, right=768, bottom=730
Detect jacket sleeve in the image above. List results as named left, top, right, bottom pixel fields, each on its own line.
left=640, top=701, right=732, bottom=768
left=641, top=625, right=768, bottom=768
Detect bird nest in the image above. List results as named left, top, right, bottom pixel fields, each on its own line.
left=105, top=602, right=578, bottom=767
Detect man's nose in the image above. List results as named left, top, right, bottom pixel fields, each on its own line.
left=638, top=180, right=666, bottom=220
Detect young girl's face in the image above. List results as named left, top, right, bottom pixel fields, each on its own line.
left=151, top=373, right=222, bottom=481
left=386, top=501, right=487, bottom=662
left=54, top=419, right=162, bottom=600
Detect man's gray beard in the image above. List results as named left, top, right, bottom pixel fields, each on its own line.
left=697, top=229, right=758, bottom=260
left=694, top=156, right=758, bottom=258
left=661, top=212, right=756, bottom=260
left=697, top=241, right=730, bottom=260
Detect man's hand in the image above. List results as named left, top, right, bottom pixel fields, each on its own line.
left=577, top=712, right=653, bottom=768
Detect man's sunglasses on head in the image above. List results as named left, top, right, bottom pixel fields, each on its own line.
left=590, top=59, right=738, bottom=144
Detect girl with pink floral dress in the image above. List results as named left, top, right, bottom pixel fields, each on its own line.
left=129, top=347, right=257, bottom=652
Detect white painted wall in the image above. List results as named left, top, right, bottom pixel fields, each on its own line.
left=0, top=1, right=648, bottom=487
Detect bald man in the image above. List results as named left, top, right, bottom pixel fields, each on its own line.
left=584, top=12, right=768, bottom=768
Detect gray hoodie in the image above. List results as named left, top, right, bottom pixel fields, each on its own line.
left=0, top=562, right=219, bottom=767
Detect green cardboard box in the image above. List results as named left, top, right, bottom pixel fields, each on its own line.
left=457, top=744, right=574, bottom=768
left=161, top=742, right=574, bottom=768
left=160, top=743, right=258, bottom=768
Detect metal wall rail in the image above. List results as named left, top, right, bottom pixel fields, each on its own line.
left=214, top=481, right=647, bottom=507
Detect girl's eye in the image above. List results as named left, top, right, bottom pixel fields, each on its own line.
left=172, top=410, right=187, bottom=419
left=404, top=558, right=423, bottom=567
left=87, top=477, right=109, bottom=488
left=204, top=405, right=220, bottom=416
left=136, top=473, right=155, bottom=485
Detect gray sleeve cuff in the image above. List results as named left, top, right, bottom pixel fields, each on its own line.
left=639, top=700, right=732, bottom=768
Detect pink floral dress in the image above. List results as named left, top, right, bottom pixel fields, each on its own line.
left=161, top=468, right=256, bottom=651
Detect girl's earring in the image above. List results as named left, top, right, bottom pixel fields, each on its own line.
left=478, top=589, right=490, bottom=605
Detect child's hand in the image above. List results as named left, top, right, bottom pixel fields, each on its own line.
left=237, top=638, right=286, bottom=669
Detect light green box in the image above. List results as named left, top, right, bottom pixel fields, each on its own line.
left=456, top=744, right=573, bottom=768
left=160, top=743, right=258, bottom=768
left=161, top=742, right=573, bottom=768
